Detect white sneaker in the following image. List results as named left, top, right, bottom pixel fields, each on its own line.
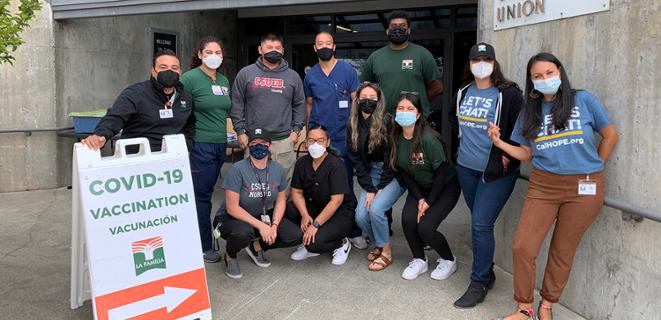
left=290, top=245, right=320, bottom=261
left=349, top=236, right=368, bottom=250
left=401, top=258, right=428, bottom=280
left=331, top=238, right=352, bottom=265
left=431, top=256, right=457, bottom=280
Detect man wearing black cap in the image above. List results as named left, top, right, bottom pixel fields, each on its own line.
left=214, top=128, right=302, bottom=279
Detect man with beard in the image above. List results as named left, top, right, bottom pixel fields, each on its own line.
left=361, top=10, right=443, bottom=118
left=81, top=49, right=195, bottom=153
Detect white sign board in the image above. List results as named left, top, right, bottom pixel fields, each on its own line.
left=70, top=135, right=212, bottom=320
left=494, top=0, right=610, bottom=30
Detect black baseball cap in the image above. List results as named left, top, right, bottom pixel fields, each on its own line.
left=248, top=128, right=271, bottom=143
left=469, top=42, right=496, bottom=60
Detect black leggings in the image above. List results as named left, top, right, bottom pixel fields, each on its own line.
left=401, top=176, right=461, bottom=260
left=217, top=208, right=302, bottom=258
left=285, top=202, right=354, bottom=254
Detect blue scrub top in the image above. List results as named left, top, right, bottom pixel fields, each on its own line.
left=304, top=60, right=359, bottom=142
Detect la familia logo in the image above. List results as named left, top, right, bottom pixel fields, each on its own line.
left=132, top=236, right=166, bottom=276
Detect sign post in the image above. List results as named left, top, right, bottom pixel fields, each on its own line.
left=70, top=135, right=212, bottom=320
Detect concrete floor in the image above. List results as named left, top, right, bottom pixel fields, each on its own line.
left=0, top=165, right=586, bottom=320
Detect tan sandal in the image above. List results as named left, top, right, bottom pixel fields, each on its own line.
left=368, top=254, right=392, bottom=271
left=367, top=247, right=382, bottom=262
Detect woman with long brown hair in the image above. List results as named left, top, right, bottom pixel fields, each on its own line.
left=490, top=52, right=618, bottom=320
left=390, top=92, right=461, bottom=281
left=347, top=82, right=405, bottom=271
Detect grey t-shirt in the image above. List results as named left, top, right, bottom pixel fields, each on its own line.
left=218, top=159, right=288, bottom=218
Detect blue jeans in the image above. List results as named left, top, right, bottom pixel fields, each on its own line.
left=355, top=163, right=406, bottom=247
left=457, top=164, right=518, bottom=284
left=190, top=142, right=227, bottom=252
left=332, top=137, right=361, bottom=238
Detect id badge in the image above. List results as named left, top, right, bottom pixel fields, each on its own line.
left=261, top=214, right=271, bottom=225
left=159, top=108, right=174, bottom=119
left=212, top=85, right=223, bottom=95
left=578, top=179, right=597, bottom=196
left=339, top=100, right=349, bottom=109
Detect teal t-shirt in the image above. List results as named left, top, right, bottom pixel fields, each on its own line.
left=511, top=91, right=612, bottom=175
left=180, top=67, right=231, bottom=143
left=361, top=43, right=440, bottom=117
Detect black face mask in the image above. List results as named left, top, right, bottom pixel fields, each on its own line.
left=316, top=47, right=334, bottom=61
left=156, top=70, right=179, bottom=88
left=263, top=51, right=283, bottom=64
left=358, top=99, right=378, bottom=114
left=388, top=26, right=409, bottom=44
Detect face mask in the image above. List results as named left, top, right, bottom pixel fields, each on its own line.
left=156, top=70, right=179, bottom=88
left=388, top=26, right=409, bottom=44
left=315, top=47, right=334, bottom=61
left=533, top=76, right=562, bottom=95
left=470, top=61, right=494, bottom=80
left=308, top=143, right=326, bottom=159
left=263, top=51, right=283, bottom=64
left=358, top=99, right=378, bottom=114
left=395, top=111, right=417, bottom=127
left=249, top=143, right=269, bottom=160
left=202, top=54, right=222, bottom=69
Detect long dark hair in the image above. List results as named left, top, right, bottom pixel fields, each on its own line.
left=190, top=36, right=224, bottom=69
left=521, top=52, right=576, bottom=139
left=461, top=59, right=515, bottom=90
left=388, top=93, right=441, bottom=170
left=308, top=124, right=339, bottom=157
left=348, top=82, right=388, bottom=153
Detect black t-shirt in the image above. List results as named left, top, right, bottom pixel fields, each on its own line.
left=291, top=153, right=357, bottom=217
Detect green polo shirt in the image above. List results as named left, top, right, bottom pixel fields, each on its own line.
left=361, top=42, right=440, bottom=117
left=180, top=67, right=232, bottom=143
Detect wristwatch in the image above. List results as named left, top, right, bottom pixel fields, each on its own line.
left=311, top=219, right=322, bottom=228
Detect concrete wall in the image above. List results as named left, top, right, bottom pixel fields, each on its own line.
left=0, top=1, right=58, bottom=192
left=478, top=1, right=661, bottom=319
left=0, top=2, right=237, bottom=192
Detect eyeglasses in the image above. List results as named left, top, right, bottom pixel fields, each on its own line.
left=306, top=137, right=327, bottom=145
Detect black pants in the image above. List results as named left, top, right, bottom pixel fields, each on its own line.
left=401, top=176, right=461, bottom=260
left=285, top=202, right=354, bottom=254
left=217, top=208, right=302, bottom=258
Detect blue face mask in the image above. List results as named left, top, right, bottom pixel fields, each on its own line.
left=249, top=143, right=269, bottom=160
left=395, top=111, right=417, bottom=127
left=533, top=76, right=561, bottom=95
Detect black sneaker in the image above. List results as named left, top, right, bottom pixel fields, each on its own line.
left=453, top=280, right=489, bottom=309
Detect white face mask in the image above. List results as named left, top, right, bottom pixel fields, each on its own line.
left=470, top=61, right=494, bottom=80
left=202, top=54, right=222, bottom=69
left=308, top=143, right=326, bottom=159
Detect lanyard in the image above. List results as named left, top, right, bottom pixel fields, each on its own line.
left=164, top=90, right=177, bottom=108
left=249, top=159, right=270, bottom=215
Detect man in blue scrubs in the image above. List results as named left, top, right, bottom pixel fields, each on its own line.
left=304, top=31, right=359, bottom=187
left=304, top=31, right=367, bottom=249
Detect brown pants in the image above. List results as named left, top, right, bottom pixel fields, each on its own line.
left=512, top=169, right=604, bottom=303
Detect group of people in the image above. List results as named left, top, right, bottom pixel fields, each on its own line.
left=80, top=9, right=618, bottom=320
